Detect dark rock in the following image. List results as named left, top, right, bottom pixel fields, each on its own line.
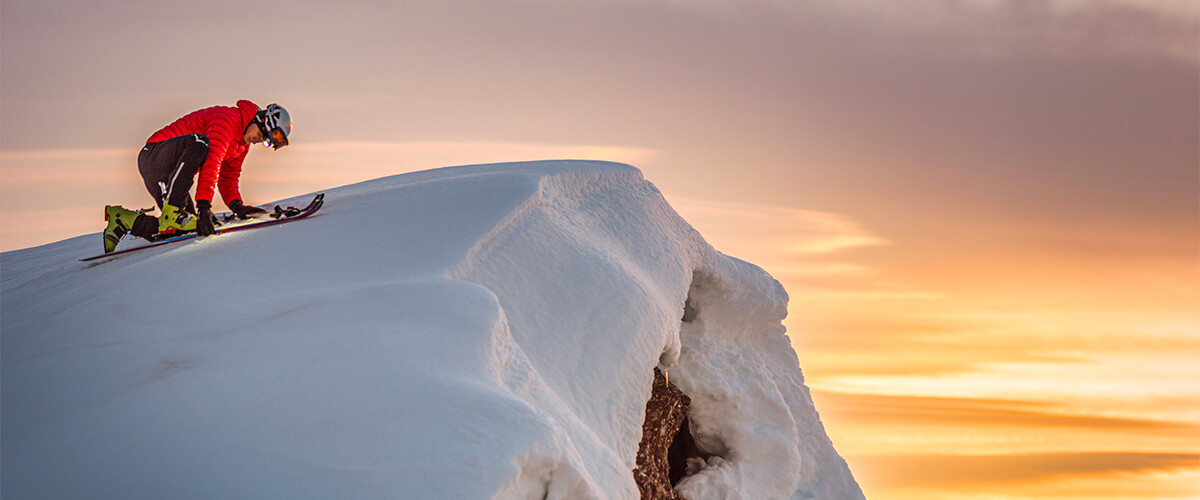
left=633, top=368, right=708, bottom=499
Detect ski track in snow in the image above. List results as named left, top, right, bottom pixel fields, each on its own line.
left=1, top=160, right=863, bottom=499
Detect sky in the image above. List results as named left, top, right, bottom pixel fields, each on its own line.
left=2, top=0, right=1197, bottom=498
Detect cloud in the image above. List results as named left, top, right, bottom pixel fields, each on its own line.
left=0, top=142, right=657, bottom=251
left=813, top=391, right=1199, bottom=434
left=814, top=391, right=1200, bottom=499
left=664, top=197, right=914, bottom=308
left=808, top=0, right=1199, bottom=61
left=849, top=452, right=1200, bottom=499
left=666, top=197, right=889, bottom=256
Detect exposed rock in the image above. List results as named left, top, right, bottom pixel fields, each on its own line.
left=634, top=368, right=709, bottom=499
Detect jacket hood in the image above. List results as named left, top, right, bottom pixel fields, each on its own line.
left=235, top=100, right=261, bottom=143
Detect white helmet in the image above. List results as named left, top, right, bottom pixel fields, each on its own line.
left=256, top=103, right=292, bottom=150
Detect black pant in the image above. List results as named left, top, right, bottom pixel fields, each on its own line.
left=138, top=134, right=209, bottom=211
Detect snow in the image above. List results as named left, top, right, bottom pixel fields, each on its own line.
left=1, top=160, right=863, bottom=499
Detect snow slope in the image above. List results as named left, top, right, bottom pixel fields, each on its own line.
left=1, top=160, right=863, bottom=499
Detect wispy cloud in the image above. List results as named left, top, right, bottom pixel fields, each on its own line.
left=0, top=142, right=657, bottom=251
left=811, top=0, right=1199, bottom=61
left=807, top=307, right=1200, bottom=402
left=812, top=390, right=1200, bottom=498
left=814, top=391, right=1198, bottom=436
left=665, top=196, right=892, bottom=295
left=668, top=197, right=888, bottom=253
left=850, top=452, right=1199, bottom=499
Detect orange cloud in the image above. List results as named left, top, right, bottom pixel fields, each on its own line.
left=813, top=391, right=1198, bottom=435
left=850, top=452, right=1200, bottom=500
left=667, top=197, right=889, bottom=256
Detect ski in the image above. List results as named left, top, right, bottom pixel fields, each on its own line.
left=81, top=193, right=324, bottom=262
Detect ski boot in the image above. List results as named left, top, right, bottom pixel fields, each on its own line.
left=158, top=203, right=197, bottom=234
left=103, top=205, right=154, bottom=253
left=103, top=205, right=139, bottom=253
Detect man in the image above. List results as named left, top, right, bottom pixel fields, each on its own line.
left=101, top=100, right=292, bottom=253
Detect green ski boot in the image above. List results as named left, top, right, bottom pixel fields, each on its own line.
left=158, top=203, right=197, bottom=234
left=103, top=205, right=143, bottom=253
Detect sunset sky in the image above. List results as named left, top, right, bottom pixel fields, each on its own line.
left=2, top=1, right=1197, bottom=498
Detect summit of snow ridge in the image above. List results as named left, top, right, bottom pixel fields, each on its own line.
left=1, top=160, right=863, bottom=499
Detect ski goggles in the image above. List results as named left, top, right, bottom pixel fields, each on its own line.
left=265, top=126, right=289, bottom=150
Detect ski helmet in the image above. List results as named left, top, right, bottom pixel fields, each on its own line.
left=256, top=103, right=292, bottom=150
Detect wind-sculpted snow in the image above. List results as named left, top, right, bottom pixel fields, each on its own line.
left=1, top=160, right=863, bottom=499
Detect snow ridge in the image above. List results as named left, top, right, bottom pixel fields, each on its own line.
left=1, top=160, right=862, bottom=499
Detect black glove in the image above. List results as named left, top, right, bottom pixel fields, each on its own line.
left=228, top=199, right=267, bottom=220
left=197, top=200, right=217, bottom=236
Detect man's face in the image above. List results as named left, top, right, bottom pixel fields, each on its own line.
left=244, top=123, right=264, bottom=144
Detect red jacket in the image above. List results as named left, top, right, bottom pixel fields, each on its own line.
left=147, top=100, right=259, bottom=205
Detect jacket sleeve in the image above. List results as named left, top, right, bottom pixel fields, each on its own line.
left=194, top=113, right=239, bottom=203
left=217, top=150, right=247, bottom=205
